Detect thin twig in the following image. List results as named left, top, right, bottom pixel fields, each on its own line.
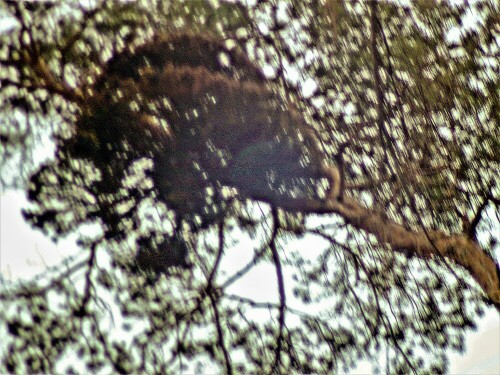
left=270, top=208, right=286, bottom=371
left=208, top=290, right=233, bottom=375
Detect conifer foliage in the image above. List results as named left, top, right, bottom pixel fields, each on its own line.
left=0, top=1, right=498, bottom=373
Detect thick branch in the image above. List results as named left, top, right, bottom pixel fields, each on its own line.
left=257, top=194, right=500, bottom=309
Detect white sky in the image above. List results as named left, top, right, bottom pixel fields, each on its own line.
left=0, top=2, right=498, bottom=373
left=1, top=190, right=499, bottom=374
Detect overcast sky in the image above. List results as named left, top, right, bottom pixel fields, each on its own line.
left=1, top=190, right=498, bottom=374
left=0, top=2, right=498, bottom=372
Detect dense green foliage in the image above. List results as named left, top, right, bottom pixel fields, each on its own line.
left=0, top=1, right=498, bottom=373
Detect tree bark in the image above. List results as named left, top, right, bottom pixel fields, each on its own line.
left=265, top=194, right=500, bottom=310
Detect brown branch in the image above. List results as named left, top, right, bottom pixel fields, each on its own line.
left=261, top=194, right=500, bottom=310
left=204, top=221, right=233, bottom=374
left=208, top=290, right=233, bottom=375
left=0, top=257, right=88, bottom=300
left=20, top=50, right=84, bottom=103
left=328, top=3, right=500, bottom=310
left=76, top=242, right=98, bottom=317
left=207, top=221, right=225, bottom=287
left=10, top=1, right=84, bottom=104
left=270, top=209, right=286, bottom=371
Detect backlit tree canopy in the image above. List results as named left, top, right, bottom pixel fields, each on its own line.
left=0, top=1, right=498, bottom=373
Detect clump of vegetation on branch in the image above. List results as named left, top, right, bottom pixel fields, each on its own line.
left=0, top=1, right=498, bottom=374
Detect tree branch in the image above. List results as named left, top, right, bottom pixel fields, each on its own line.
left=270, top=209, right=286, bottom=371
left=208, top=290, right=233, bottom=375
left=9, top=1, right=84, bottom=104
left=261, top=194, right=500, bottom=310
